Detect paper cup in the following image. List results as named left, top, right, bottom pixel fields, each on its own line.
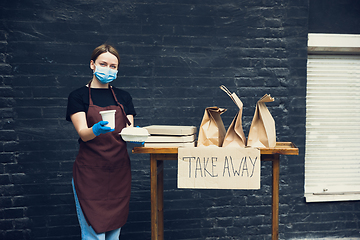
left=99, top=110, right=116, bottom=129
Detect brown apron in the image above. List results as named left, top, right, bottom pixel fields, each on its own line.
left=73, top=82, right=131, bottom=234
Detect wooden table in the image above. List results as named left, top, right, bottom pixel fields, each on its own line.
left=132, top=142, right=298, bottom=240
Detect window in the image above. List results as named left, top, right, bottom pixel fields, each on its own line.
left=305, top=34, right=360, bottom=202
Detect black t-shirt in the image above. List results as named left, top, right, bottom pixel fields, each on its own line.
left=66, top=85, right=136, bottom=122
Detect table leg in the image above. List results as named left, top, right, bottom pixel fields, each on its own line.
left=272, top=154, right=280, bottom=240
left=157, top=160, right=164, bottom=240
left=150, top=154, right=158, bottom=240
left=150, top=155, right=164, bottom=240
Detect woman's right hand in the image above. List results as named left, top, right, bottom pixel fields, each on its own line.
left=92, top=121, right=115, bottom=136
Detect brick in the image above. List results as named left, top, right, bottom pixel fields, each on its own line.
left=0, top=97, right=15, bottom=108
left=47, top=225, right=79, bottom=237
left=0, top=130, right=16, bottom=141
left=3, top=230, right=27, bottom=240
left=0, top=219, right=13, bottom=230
left=13, top=218, right=30, bottom=229
left=0, top=174, right=10, bottom=185
left=0, top=30, right=8, bottom=41
left=0, top=41, right=8, bottom=52
left=2, top=141, right=18, bottom=152
left=4, top=207, right=24, bottom=219
left=0, top=63, right=12, bottom=75
left=0, top=152, right=15, bottom=163
left=165, top=228, right=203, bottom=239
left=0, top=197, right=13, bottom=211
left=0, top=87, right=14, bottom=97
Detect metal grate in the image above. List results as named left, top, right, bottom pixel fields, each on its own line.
left=305, top=55, right=360, bottom=202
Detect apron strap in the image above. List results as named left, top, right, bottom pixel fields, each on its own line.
left=109, top=85, right=131, bottom=126
left=88, top=81, right=94, bottom=106
left=88, top=81, right=131, bottom=126
left=109, top=85, right=122, bottom=107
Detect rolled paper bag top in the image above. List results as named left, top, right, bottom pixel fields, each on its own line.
left=219, top=85, right=246, bottom=148
left=197, top=107, right=227, bottom=147
left=258, top=94, right=275, bottom=104
left=247, top=94, right=276, bottom=148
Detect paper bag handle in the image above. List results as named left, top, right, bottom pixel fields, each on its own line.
left=220, top=85, right=243, bottom=109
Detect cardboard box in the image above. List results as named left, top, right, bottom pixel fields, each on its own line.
left=146, top=134, right=195, bottom=143
left=144, top=142, right=195, bottom=147
left=144, top=125, right=197, bottom=136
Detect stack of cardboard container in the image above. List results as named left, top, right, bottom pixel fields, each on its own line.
left=143, top=125, right=197, bottom=147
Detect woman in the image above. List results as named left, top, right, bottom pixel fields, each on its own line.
left=66, top=44, right=136, bottom=240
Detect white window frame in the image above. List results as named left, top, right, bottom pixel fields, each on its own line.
left=305, top=33, right=360, bottom=202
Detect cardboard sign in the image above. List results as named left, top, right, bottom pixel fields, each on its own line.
left=178, top=147, right=261, bottom=189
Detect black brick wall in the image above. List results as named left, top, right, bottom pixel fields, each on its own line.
left=0, top=0, right=359, bottom=239
left=309, top=0, right=360, bottom=34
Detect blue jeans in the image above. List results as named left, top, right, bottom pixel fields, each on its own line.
left=72, top=179, right=121, bottom=240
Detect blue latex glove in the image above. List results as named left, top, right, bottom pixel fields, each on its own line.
left=92, top=121, right=115, bottom=136
left=130, top=126, right=144, bottom=144
left=130, top=141, right=145, bottom=145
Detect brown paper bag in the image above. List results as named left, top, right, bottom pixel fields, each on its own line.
left=220, top=85, right=246, bottom=148
left=247, top=94, right=276, bottom=148
left=197, top=107, right=227, bottom=147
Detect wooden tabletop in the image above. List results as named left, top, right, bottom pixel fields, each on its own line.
left=132, top=142, right=299, bottom=155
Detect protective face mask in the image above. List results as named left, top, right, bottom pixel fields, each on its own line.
left=94, top=65, right=118, bottom=84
